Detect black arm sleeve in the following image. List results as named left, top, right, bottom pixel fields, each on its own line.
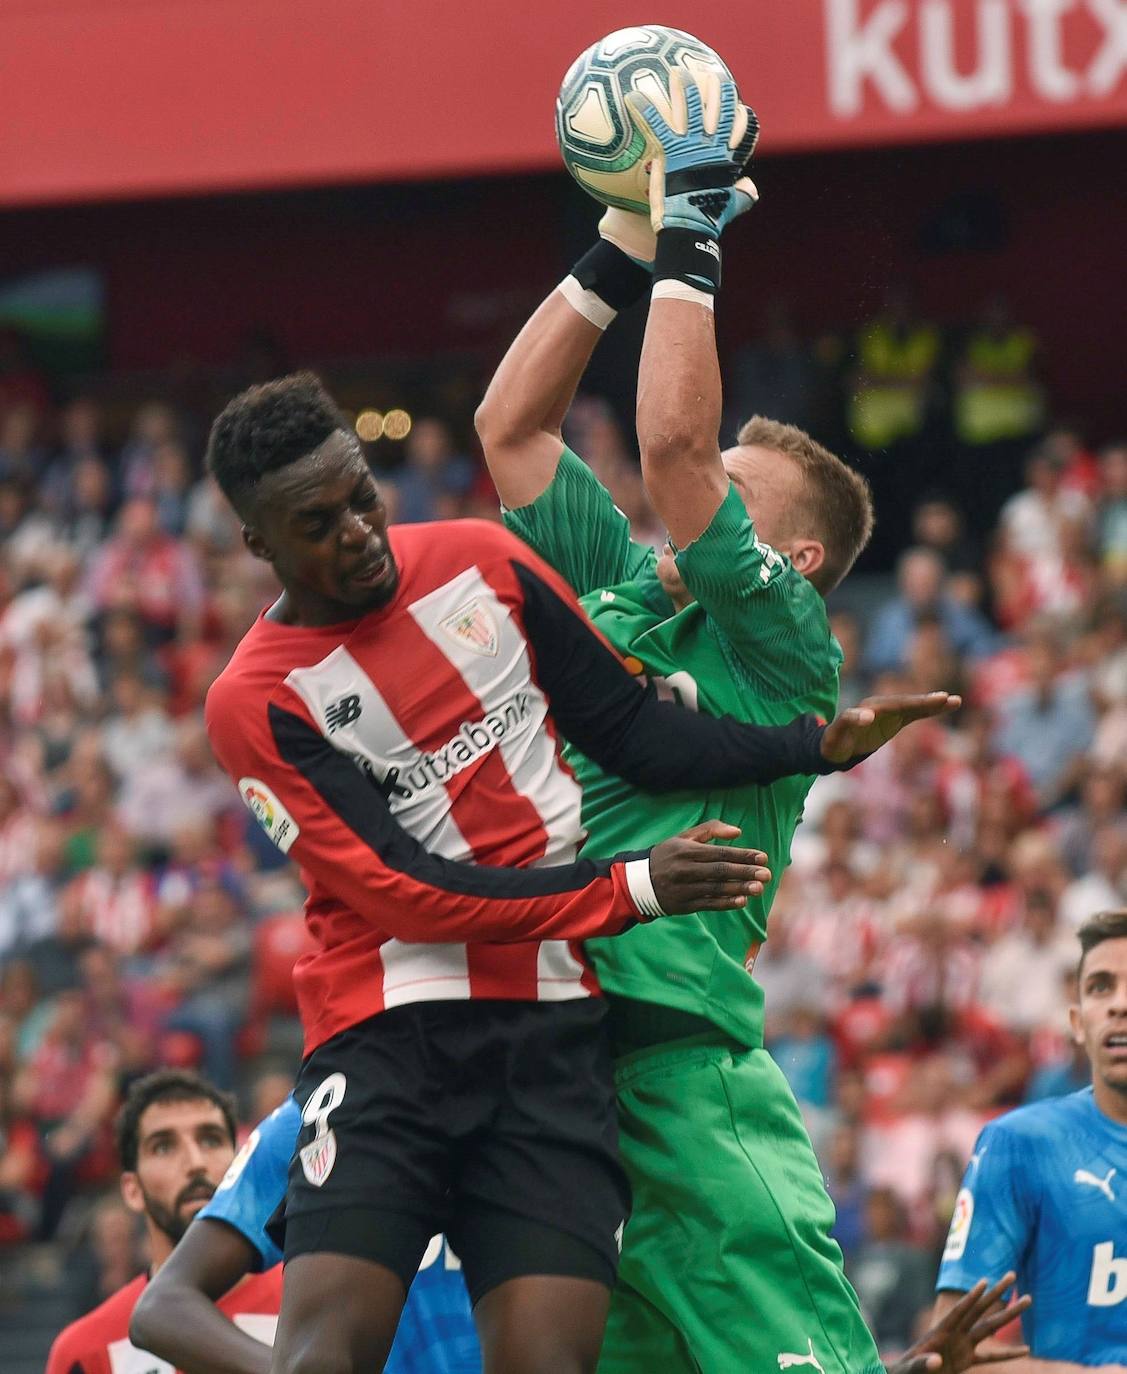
left=514, top=560, right=833, bottom=791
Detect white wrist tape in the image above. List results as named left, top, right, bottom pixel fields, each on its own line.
left=624, top=857, right=668, bottom=920
left=557, top=274, right=618, bottom=330
left=651, top=280, right=715, bottom=310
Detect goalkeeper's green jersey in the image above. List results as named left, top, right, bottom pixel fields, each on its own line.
left=503, top=446, right=841, bottom=1048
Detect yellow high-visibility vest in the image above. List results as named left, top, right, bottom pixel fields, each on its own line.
left=955, top=328, right=1044, bottom=445
left=848, top=320, right=939, bottom=450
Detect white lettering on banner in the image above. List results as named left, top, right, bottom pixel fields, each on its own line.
left=1088, top=0, right=1127, bottom=95
left=1020, top=0, right=1081, bottom=100
left=826, top=0, right=1127, bottom=117
left=921, top=0, right=1012, bottom=110
left=1088, top=1241, right=1127, bottom=1306
left=826, top=0, right=917, bottom=115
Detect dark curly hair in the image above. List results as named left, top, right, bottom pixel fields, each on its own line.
left=206, top=371, right=350, bottom=517
left=115, top=1069, right=237, bottom=1172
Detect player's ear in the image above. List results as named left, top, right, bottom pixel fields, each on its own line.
left=789, top=538, right=824, bottom=580
left=1068, top=1001, right=1085, bottom=1047
left=242, top=524, right=274, bottom=564
left=119, top=1170, right=146, bottom=1216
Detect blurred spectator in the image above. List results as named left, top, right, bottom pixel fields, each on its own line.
left=998, top=440, right=1090, bottom=562
left=384, top=417, right=475, bottom=523
left=41, top=398, right=111, bottom=515
left=0, top=402, right=46, bottom=484
left=117, top=402, right=180, bottom=502
left=992, top=633, right=1095, bottom=806
left=865, top=548, right=994, bottom=674
left=158, top=874, right=251, bottom=1090
left=978, top=892, right=1076, bottom=1031
left=116, top=717, right=237, bottom=848
left=65, top=825, right=159, bottom=958
left=151, top=441, right=193, bottom=537
left=828, top=610, right=868, bottom=709
left=910, top=495, right=983, bottom=605
left=100, top=674, right=175, bottom=781
left=1096, top=441, right=1127, bottom=582
left=0, top=820, right=66, bottom=962
left=848, top=1187, right=936, bottom=1351
left=1058, top=824, right=1127, bottom=930
left=87, top=499, right=205, bottom=644
left=825, top=1124, right=867, bottom=1263
left=11, top=989, right=118, bottom=1238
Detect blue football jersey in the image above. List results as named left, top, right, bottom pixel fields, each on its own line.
left=936, top=1088, right=1127, bottom=1365
left=198, top=1096, right=481, bottom=1373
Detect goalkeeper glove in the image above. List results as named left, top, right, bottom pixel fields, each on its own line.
left=628, top=69, right=759, bottom=241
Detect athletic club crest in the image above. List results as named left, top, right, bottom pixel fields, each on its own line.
left=299, top=1128, right=337, bottom=1188
left=440, top=599, right=498, bottom=656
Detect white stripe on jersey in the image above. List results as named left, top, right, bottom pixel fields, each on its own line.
left=409, top=566, right=586, bottom=869
left=284, top=644, right=473, bottom=860
left=535, top=939, right=589, bottom=1000
left=381, top=939, right=472, bottom=1007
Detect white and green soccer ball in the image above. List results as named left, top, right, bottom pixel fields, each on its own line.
left=555, top=26, right=734, bottom=214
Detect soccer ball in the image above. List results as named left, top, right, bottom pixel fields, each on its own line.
left=555, top=26, right=734, bottom=214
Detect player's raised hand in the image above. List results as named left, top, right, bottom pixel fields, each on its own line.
left=648, top=820, right=770, bottom=915
left=626, top=68, right=759, bottom=240
left=889, top=1273, right=1032, bottom=1373
left=820, top=691, right=962, bottom=767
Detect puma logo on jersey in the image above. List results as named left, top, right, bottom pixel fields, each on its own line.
left=325, top=694, right=362, bottom=733
left=1075, top=1167, right=1117, bottom=1202
left=778, top=1339, right=825, bottom=1372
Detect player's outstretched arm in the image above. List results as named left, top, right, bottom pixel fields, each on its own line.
left=893, top=1274, right=1031, bottom=1373
left=475, top=209, right=653, bottom=512
left=131, top=1220, right=269, bottom=1374
left=629, top=69, right=759, bottom=547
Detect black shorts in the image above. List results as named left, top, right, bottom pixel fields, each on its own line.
left=281, top=998, right=630, bottom=1304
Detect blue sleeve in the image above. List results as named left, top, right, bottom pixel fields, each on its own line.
left=197, top=1096, right=299, bottom=1271
left=935, top=1122, right=1036, bottom=1293
left=386, top=1237, right=480, bottom=1374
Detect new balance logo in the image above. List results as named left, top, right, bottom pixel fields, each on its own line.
left=694, top=238, right=721, bottom=260
left=325, top=694, right=362, bottom=733
left=1075, top=1167, right=1117, bottom=1202
left=778, top=1340, right=825, bottom=1372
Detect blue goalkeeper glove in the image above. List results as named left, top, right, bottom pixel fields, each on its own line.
left=627, top=69, right=759, bottom=241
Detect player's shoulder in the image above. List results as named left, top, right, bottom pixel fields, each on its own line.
left=47, top=1274, right=147, bottom=1368
left=396, top=516, right=531, bottom=562
left=204, top=617, right=292, bottom=738
left=982, top=1088, right=1095, bottom=1148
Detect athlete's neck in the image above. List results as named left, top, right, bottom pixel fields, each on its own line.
left=266, top=588, right=366, bottom=627
left=1093, top=1076, right=1127, bottom=1128
left=146, top=1223, right=175, bottom=1271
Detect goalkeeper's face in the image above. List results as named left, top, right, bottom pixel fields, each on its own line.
left=248, top=429, right=400, bottom=616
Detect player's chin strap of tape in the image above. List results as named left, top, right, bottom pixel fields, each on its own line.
left=623, top=857, right=668, bottom=920
left=558, top=240, right=652, bottom=331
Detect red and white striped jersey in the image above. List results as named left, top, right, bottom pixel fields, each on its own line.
left=206, top=519, right=832, bottom=1053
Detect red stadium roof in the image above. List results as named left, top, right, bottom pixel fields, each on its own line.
left=1, top=0, right=1125, bottom=207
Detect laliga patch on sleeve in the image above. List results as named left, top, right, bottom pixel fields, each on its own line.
left=239, top=777, right=300, bottom=854
left=942, top=1186, right=975, bottom=1262
left=216, top=1126, right=261, bottom=1192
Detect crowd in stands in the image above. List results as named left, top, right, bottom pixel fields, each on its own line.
left=0, top=344, right=1123, bottom=1360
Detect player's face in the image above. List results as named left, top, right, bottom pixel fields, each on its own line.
left=120, top=1099, right=235, bottom=1245
left=1071, top=937, right=1127, bottom=1093
left=248, top=429, right=399, bottom=618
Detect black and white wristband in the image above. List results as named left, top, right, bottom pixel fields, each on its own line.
left=558, top=239, right=651, bottom=331
left=624, top=856, right=668, bottom=920
left=652, top=228, right=721, bottom=309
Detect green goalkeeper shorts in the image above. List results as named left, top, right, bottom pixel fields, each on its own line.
left=598, top=1036, right=884, bottom=1374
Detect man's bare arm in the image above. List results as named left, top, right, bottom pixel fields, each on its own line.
left=930, top=1292, right=1126, bottom=1374
left=636, top=295, right=729, bottom=549
left=130, top=1219, right=271, bottom=1374
left=475, top=291, right=604, bottom=509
